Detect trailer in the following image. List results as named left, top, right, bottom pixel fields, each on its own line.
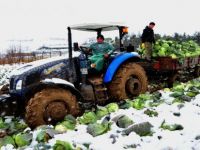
left=138, top=55, right=200, bottom=90
left=154, top=56, right=200, bottom=70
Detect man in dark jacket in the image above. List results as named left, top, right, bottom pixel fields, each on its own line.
left=141, top=22, right=155, bottom=61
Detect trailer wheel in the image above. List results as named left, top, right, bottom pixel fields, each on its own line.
left=194, top=66, right=200, bottom=77
left=167, top=73, right=178, bottom=88
left=25, top=88, right=80, bottom=128
left=108, top=63, right=148, bottom=100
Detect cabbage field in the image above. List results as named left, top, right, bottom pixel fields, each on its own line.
left=1, top=65, right=200, bottom=149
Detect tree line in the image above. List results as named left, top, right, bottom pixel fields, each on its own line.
left=109, top=32, right=200, bottom=50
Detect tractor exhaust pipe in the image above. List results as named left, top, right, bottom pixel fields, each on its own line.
left=68, top=27, right=72, bottom=60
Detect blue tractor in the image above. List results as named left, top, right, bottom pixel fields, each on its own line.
left=0, top=23, right=148, bottom=128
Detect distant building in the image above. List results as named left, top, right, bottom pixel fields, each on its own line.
left=37, top=45, right=68, bottom=52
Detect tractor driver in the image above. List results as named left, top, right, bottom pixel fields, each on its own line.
left=89, top=34, right=114, bottom=72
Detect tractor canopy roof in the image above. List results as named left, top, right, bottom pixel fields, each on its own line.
left=70, top=23, right=128, bottom=32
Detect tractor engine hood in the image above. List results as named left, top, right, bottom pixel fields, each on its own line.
left=10, top=52, right=80, bottom=76
left=11, top=56, right=70, bottom=76
left=9, top=53, right=80, bottom=94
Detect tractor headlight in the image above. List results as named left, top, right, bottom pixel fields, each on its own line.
left=16, top=80, right=22, bottom=90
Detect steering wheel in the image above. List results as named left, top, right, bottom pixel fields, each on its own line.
left=79, top=46, right=92, bottom=55
left=108, top=47, right=120, bottom=56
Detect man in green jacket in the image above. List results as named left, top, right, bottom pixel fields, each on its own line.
left=89, top=35, right=114, bottom=72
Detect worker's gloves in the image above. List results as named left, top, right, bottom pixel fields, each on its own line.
left=141, top=43, right=145, bottom=49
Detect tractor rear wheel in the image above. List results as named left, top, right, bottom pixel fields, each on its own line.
left=25, top=88, right=80, bottom=128
left=108, top=63, right=148, bottom=100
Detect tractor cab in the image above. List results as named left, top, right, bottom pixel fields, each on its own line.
left=67, top=23, right=133, bottom=74
left=67, top=23, right=144, bottom=104
left=68, top=23, right=129, bottom=51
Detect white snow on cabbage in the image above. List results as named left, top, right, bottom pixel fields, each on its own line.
left=44, top=96, right=200, bottom=150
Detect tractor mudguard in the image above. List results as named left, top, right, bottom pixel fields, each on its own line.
left=42, top=78, right=83, bottom=100
left=103, top=52, right=140, bottom=83
left=41, top=78, right=75, bottom=87
left=25, top=78, right=83, bottom=101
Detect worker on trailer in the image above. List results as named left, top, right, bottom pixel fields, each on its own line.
left=89, top=34, right=114, bottom=72
left=141, top=22, right=156, bottom=61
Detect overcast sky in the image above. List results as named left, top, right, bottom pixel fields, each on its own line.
left=0, top=0, right=200, bottom=50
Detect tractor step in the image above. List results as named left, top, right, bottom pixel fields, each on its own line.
left=88, top=76, right=109, bottom=104
left=95, top=88, right=107, bottom=92
left=88, top=78, right=103, bottom=85
left=94, top=85, right=109, bottom=104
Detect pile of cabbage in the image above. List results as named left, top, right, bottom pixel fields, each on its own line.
left=1, top=78, right=200, bottom=149
left=138, top=39, right=200, bottom=59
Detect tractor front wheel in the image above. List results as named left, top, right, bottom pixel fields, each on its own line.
left=108, top=63, right=148, bottom=100
left=25, top=88, right=80, bottom=128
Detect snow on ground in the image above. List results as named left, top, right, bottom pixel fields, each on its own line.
left=1, top=64, right=200, bottom=150
left=44, top=94, right=200, bottom=150
left=0, top=64, right=23, bottom=87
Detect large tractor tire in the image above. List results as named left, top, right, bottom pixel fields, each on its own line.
left=25, top=88, right=80, bottom=128
left=108, top=63, right=148, bottom=100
